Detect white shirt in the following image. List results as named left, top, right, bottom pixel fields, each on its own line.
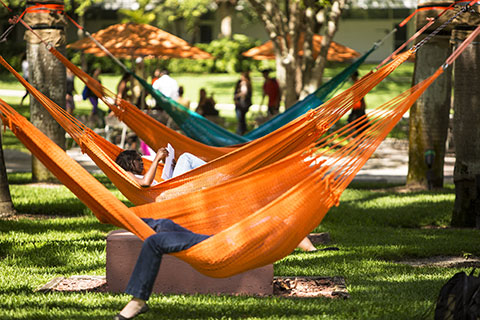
left=22, top=60, right=29, bottom=78
left=152, top=74, right=179, bottom=100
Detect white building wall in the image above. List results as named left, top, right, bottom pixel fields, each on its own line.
left=334, top=18, right=416, bottom=62
left=227, top=16, right=416, bottom=63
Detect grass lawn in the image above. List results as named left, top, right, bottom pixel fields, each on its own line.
left=1, top=173, right=478, bottom=319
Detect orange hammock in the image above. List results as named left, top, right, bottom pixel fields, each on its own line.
left=0, top=62, right=444, bottom=276
left=45, top=45, right=411, bottom=157
left=0, top=51, right=413, bottom=205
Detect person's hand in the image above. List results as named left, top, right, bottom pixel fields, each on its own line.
left=156, top=147, right=168, bottom=161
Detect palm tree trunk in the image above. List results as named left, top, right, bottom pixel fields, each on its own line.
left=407, top=1, right=454, bottom=189
left=24, top=0, right=67, bottom=182
left=407, top=35, right=452, bottom=189
left=451, top=27, right=480, bottom=228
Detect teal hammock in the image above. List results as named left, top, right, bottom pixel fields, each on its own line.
left=134, top=45, right=376, bottom=147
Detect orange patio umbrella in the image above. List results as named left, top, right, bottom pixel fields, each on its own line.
left=68, top=23, right=212, bottom=59
left=243, top=33, right=360, bottom=62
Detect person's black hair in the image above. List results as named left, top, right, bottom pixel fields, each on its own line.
left=178, top=86, right=184, bottom=96
left=121, top=73, right=132, bottom=81
left=115, top=150, right=142, bottom=174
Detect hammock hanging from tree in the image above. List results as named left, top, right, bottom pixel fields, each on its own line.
left=0, top=49, right=413, bottom=205
left=0, top=58, right=449, bottom=277
left=43, top=41, right=411, bottom=156
left=133, top=45, right=378, bottom=146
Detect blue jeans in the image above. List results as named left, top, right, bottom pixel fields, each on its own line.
left=235, top=106, right=248, bottom=135
left=88, top=96, right=98, bottom=114
left=125, top=218, right=211, bottom=300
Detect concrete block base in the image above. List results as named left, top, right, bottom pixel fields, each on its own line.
left=106, top=230, right=273, bottom=295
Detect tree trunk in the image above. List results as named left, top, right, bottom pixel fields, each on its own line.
left=24, top=0, right=67, bottom=182
left=246, top=0, right=345, bottom=109
left=218, top=1, right=234, bottom=38
left=407, top=35, right=452, bottom=189
left=451, top=26, right=480, bottom=228
left=301, top=0, right=346, bottom=98
left=407, top=1, right=454, bottom=189
left=0, top=130, right=15, bottom=217
left=77, top=13, right=88, bottom=72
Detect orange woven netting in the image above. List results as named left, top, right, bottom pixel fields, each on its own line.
left=0, top=62, right=444, bottom=277
left=0, top=50, right=413, bottom=205
left=46, top=45, right=411, bottom=157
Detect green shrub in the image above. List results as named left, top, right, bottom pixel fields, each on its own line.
left=161, top=34, right=263, bottom=74
left=0, top=41, right=25, bottom=75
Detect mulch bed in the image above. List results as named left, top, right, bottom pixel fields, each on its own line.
left=397, top=256, right=480, bottom=268
left=35, top=275, right=108, bottom=293
left=273, top=276, right=349, bottom=299
left=36, top=275, right=349, bottom=299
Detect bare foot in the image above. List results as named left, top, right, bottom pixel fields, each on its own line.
left=297, top=237, right=317, bottom=252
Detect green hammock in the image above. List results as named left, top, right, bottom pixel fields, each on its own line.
left=134, top=45, right=376, bottom=147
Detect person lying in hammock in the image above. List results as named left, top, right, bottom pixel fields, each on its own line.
left=114, top=217, right=211, bottom=320
left=115, top=147, right=206, bottom=186
left=115, top=148, right=317, bottom=252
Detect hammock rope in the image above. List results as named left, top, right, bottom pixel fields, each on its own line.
left=375, top=1, right=476, bottom=69
left=413, top=3, right=472, bottom=52
left=0, top=65, right=449, bottom=277
left=0, top=48, right=413, bottom=205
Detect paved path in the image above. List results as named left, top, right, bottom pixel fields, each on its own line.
left=353, top=138, right=454, bottom=184
left=4, top=138, right=454, bottom=184
left=0, top=89, right=26, bottom=97
left=4, top=148, right=102, bottom=174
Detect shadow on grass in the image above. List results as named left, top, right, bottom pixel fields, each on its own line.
left=322, top=185, right=456, bottom=229
left=0, top=216, right=113, bottom=235
left=8, top=173, right=116, bottom=189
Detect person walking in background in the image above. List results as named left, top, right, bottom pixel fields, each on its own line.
left=234, top=71, right=252, bottom=135
left=196, top=88, right=218, bottom=116
left=152, top=69, right=180, bottom=129
left=82, top=68, right=101, bottom=115
left=65, top=68, right=76, bottom=114
left=19, top=58, right=29, bottom=106
left=132, top=57, right=146, bottom=109
left=347, top=71, right=366, bottom=124
left=176, top=86, right=191, bottom=109
left=151, top=68, right=161, bottom=85
left=152, top=69, right=179, bottom=100
left=261, top=69, right=281, bottom=116
left=116, top=73, right=133, bottom=105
